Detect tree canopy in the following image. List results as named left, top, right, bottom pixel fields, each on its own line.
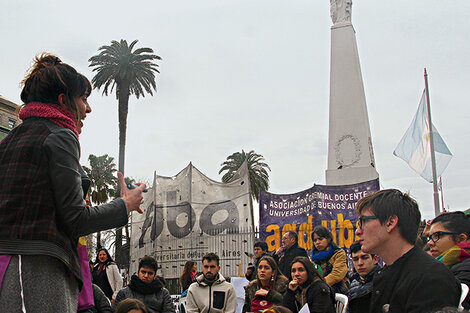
left=89, top=39, right=161, bottom=264
left=219, top=150, right=271, bottom=202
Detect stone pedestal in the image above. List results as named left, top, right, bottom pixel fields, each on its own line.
left=325, top=22, right=379, bottom=185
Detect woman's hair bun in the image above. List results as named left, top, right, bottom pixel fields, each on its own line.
left=21, top=53, right=62, bottom=86
left=34, top=53, right=61, bottom=69
left=20, top=52, right=90, bottom=106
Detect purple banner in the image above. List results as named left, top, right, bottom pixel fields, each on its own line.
left=259, top=179, right=379, bottom=253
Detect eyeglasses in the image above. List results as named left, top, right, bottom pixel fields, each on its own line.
left=358, top=215, right=378, bottom=228
left=427, top=231, right=457, bottom=243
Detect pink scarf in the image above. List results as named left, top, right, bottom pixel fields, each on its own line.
left=190, top=270, right=197, bottom=282
left=19, top=102, right=79, bottom=139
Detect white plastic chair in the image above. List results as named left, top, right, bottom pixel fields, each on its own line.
left=335, top=293, right=348, bottom=313
left=458, top=283, right=469, bottom=311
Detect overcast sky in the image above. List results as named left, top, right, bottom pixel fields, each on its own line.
left=1, top=0, right=468, bottom=220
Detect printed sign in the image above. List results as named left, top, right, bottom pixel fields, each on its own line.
left=259, top=179, right=379, bottom=252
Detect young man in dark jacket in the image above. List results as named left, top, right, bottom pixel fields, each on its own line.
left=273, top=231, right=308, bottom=280
left=245, top=241, right=269, bottom=281
left=114, top=256, right=174, bottom=313
left=355, top=189, right=461, bottom=313
left=348, top=241, right=380, bottom=313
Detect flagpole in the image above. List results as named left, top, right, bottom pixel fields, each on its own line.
left=439, top=177, right=445, bottom=212
left=424, top=68, right=441, bottom=216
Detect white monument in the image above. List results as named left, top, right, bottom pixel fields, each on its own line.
left=325, top=0, right=379, bottom=185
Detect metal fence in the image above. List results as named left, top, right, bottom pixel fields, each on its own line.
left=132, top=226, right=258, bottom=295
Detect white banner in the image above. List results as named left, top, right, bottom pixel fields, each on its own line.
left=130, top=162, right=254, bottom=278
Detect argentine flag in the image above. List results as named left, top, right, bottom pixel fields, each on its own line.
left=393, top=90, right=452, bottom=183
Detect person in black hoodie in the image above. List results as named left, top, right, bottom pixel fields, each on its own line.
left=273, top=231, right=308, bottom=280
left=114, top=256, right=175, bottom=313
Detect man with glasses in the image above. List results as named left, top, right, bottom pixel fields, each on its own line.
left=355, top=189, right=460, bottom=313
left=273, top=231, right=308, bottom=280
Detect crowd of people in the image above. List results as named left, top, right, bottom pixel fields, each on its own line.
left=0, top=53, right=470, bottom=313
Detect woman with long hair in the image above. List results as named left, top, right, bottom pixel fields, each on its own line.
left=282, top=257, right=335, bottom=313
left=0, top=53, right=145, bottom=312
left=180, top=260, right=197, bottom=292
left=114, top=298, right=149, bottom=313
left=243, top=255, right=289, bottom=313
left=428, top=211, right=470, bottom=309
left=92, top=248, right=123, bottom=302
left=310, top=225, right=349, bottom=294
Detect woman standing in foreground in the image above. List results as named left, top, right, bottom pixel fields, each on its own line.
left=282, top=257, right=335, bottom=313
left=0, top=53, right=146, bottom=312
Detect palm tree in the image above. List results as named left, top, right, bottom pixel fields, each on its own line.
left=89, top=39, right=161, bottom=263
left=219, top=150, right=271, bottom=202
left=83, top=154, right=118, bottom=249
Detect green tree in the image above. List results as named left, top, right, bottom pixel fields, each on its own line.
left=89, top=39, right=161, bottom=264
left=219, top=150, right=271, bottom=202
left=83, top=154, right=118, bottom=249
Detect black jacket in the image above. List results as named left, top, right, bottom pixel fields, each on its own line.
left=282, top=280, right=335, bottom=313
left=78, top=284, right=113, bottom=313
left=451, top=258, right=470, bottom=310
left=370, top=246, right=460, bottom=313
left=273, top=243, right=308, bottom=280
left=348, top=265, right=380, bottom=313
left=115, top=275, right=175, bottom=313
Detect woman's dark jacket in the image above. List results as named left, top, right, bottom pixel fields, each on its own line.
left=451, top=258, right=470, bottom=309
left=0, top=117, right=128, bottom=287
left=282, top=279, right=336, bottom=313
left=181, top=273, right=194, bottom=291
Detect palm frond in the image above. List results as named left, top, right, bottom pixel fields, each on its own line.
left=219, top=150, right=271, bottom=201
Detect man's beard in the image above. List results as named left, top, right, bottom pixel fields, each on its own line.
left=204, top=272, right=217, bottom=281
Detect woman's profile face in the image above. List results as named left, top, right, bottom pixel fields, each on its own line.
left=98, top=250, right=108, bottom=263
left=257, top=260, right=273, bottom=283
left=291, top=262, right=308, bottom=285
left=75, top=95, right=91, bottom=134
left=428, top=222, right=458, bottom=258
left=313, top=233, right=330, bottom=251
left=192, top=264, right=197, bottom=272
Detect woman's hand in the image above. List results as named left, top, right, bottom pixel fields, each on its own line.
left=118, top=172, right=146, bottom=214
left=288, top=278, right=299, bottom=291
left=255, top=289, right=269, bottom=297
